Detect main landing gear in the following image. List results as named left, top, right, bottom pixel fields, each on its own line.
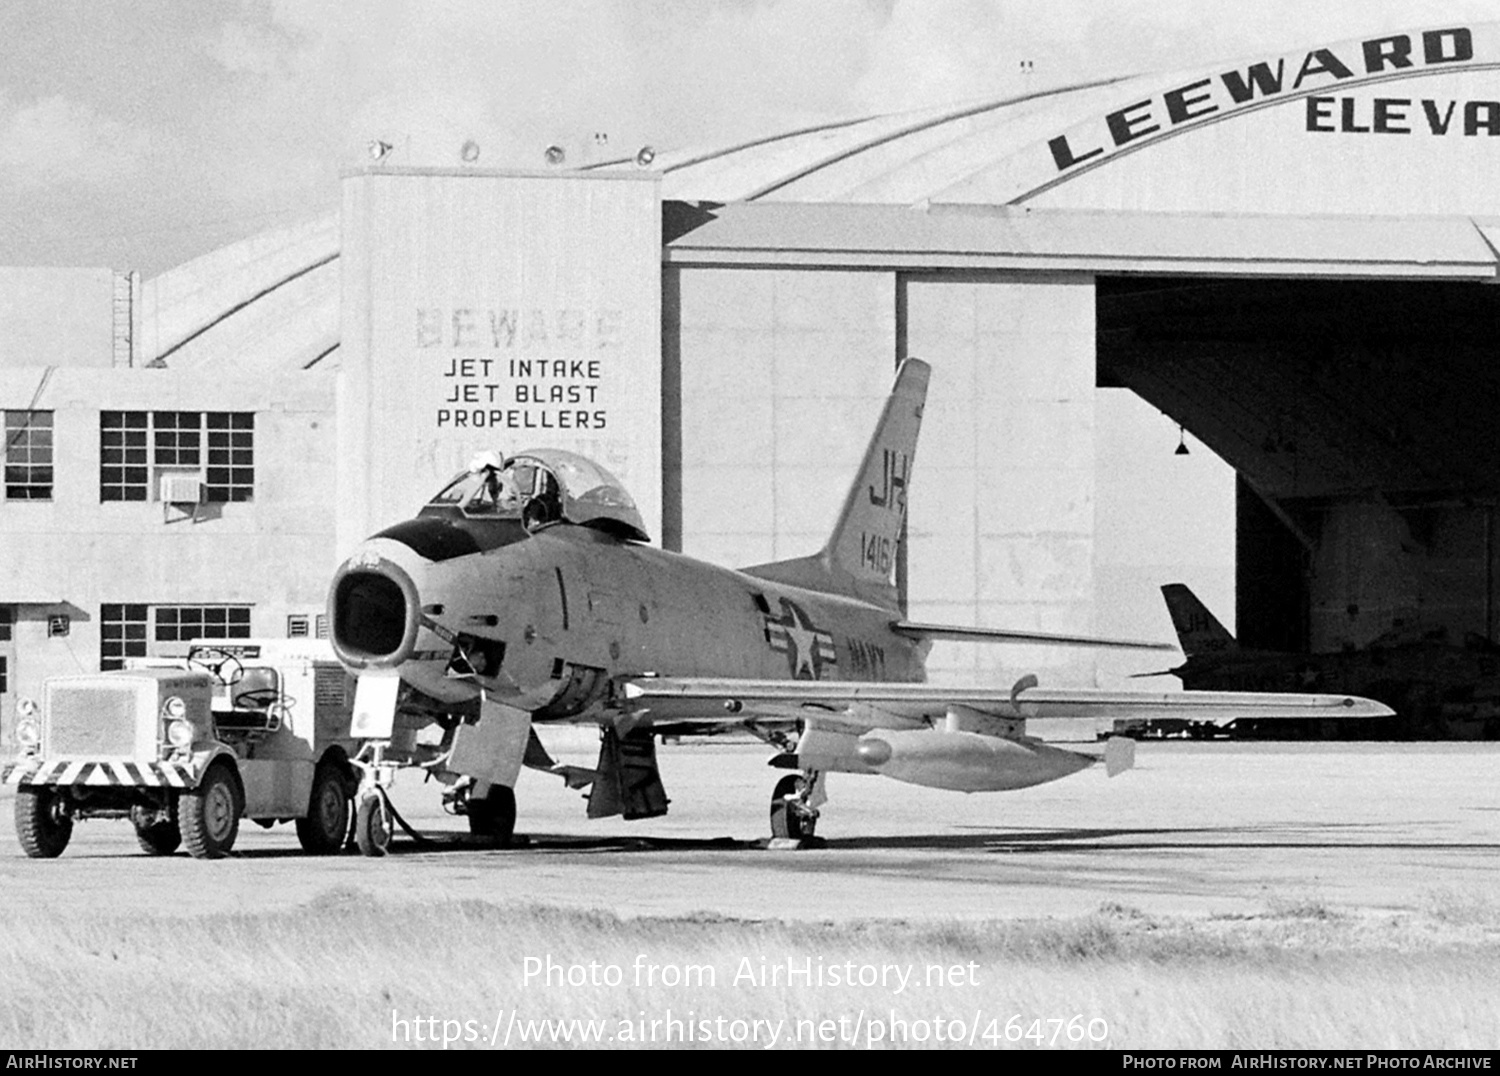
left=461, top=781, right=517, bottom=847
left=769, top=771, right=825, bottom=843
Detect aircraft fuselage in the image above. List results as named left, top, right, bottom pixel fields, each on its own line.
left=330, top=522, right=928, bottom=722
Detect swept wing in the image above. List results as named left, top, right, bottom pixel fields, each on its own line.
left=621, top=676, right=1392, bottom=730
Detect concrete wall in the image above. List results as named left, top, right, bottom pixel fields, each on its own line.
left=902, top=273, right=1097, bottom=686
left=337, top=167, right=661, bottom=553
left=0, top=365, right=337, bottom=729
left=0, top=269, right=120, bottom=369
left=670, top=267, right=897, bottom=568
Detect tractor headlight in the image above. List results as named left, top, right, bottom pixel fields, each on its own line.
left=166, top=718, right=195, bottom=750
left=162, top=696, right=187, bottom=720
left=16, top=697, right=38, bottom=719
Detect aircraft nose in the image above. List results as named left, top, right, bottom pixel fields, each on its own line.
left=369, top=517, right=482, bottom=562
left=328, top=553, right=422, bottom=670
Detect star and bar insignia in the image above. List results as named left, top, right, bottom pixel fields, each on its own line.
left=763, top=597, right=837, bottom=680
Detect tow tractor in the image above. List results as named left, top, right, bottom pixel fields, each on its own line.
left=3, top=640, right=358, bottom=859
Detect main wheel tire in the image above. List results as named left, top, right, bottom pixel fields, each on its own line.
left=296, top=763, right=350, bottom=855
left=769, top=774, right=815, bottom=841
left=180, top=762, right=242, bottom=860
left=131, top=803, right=181, bottom=856
left=15, top=788, right=72, bottom=859
left=354, top=793, right=390, bottom=857
left=466, top=784, right=517, bottom=847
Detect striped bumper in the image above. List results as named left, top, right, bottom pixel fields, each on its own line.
left=2, top=759, right=195, bottom=789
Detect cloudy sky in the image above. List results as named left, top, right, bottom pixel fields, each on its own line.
left=3, top=0, right=1497, bottom=277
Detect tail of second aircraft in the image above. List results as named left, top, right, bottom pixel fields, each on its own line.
left=1161, top=583, right=1238, bottom=656
left=741, top=358, right=930, bottom=609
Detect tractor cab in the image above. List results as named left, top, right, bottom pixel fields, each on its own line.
left=183, top=644, right=286, bottom=738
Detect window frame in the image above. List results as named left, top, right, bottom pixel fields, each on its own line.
left=100, top=411, right=255, bottom=503
left=100, top=603, right=149, bottom=671
left=100, top=411, right=150, bottom=502
left=153, top=605, right=253, bottom=644
left=4, top=410, right=55, bottom=501
left=102, top=603, right=255, bottom=670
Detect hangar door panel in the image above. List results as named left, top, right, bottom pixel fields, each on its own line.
left=900, top=273, right=1096, bottom=686
left=670, top=266, right=896, bottom=570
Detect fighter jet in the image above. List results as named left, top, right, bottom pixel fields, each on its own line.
left=1138, top=583, right=1500, bottom=740
left=327, top=358, right=1392, bottom=855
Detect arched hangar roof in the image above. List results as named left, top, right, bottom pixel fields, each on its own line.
left=139, top=76, right=1130, bottom=375
left=139, top=21, right=1500, bottom=373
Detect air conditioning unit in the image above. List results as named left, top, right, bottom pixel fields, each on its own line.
left=159, top=474, right=203, bottom=504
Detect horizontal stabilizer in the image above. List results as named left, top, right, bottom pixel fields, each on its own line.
left=892, top=621, right=1173, bottom=651
left=548, top=764, right=598, bottom=790
left=523, top=728, right=597, bottom=788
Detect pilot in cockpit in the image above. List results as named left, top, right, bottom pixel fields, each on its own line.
left=521, top=469, right=562, bottom=531
left=449, top=452, right=562, bottom=530
left=461, top=451, right=511, bottom=516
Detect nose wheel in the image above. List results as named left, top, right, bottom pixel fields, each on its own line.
left=354, top=788, right=391, bottom=857
left=352, top=744, right=395, bottom=857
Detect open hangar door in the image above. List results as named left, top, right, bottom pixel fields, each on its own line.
left=1096, top=275, right=1500, bottom=657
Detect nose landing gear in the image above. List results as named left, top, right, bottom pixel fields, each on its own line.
left=352, top=743, right=395, bottom=857
left=354, top=787, right=392, bottom=857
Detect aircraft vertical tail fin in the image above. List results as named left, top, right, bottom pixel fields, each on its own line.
left=741, top=358, right=930, bottom=608
left=1161, top=583, right=1238, bottom=656
left=821, top=358, right=930, bottom=602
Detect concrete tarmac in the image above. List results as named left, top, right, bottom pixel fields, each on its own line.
left=1, top=738, right=1495, bottom=922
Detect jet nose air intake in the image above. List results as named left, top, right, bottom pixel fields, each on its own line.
left=329, top=557, right=422, bottom=669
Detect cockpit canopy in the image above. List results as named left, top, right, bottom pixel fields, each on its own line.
left=424, top=448, right=650, bottom=543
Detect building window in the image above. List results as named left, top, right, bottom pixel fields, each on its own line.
left=102, top=603, right=252, bottom=669
left=153, top=411, right=201, bottom=467
left=100, top=412, right=149, bottom=501
left=154, top=605, right=252, bottom=643
left=101, top=604, right=149, bottom=670
left=0, top=656, right=7, bottom=695
left=0, top=605, right=12, bottom=642
left=4, top=410, right=54, bottom=500
left=101, top=411, right=254, bottom=503
left=206, top=412, right=254, bottom=502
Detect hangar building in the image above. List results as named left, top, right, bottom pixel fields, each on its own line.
left=6, top=22, right=1500, bottom=736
